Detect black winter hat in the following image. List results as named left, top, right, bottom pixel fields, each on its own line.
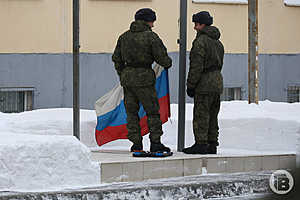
left=135, top=8, right=156, bottom=22
left=192, top=11, right=213, bottom=25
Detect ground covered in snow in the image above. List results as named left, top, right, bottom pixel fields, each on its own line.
left=0, top=101, right=299, bottom=192
left=98, top=101, right=300, bottom=159
left=0, top=133, right=100, bottom=192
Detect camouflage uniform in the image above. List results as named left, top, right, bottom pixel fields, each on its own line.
left=187, top=25, right=224, bottom=145
left=112, top=20, right=172, bottom=145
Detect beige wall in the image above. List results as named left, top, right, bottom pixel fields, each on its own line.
left=259, top=0, right=300, bottom=53
left=189, top=2, right=248, bottom=53
left=0, top=0, right=72, bottom=53
left=0, top=0, right=299, bottom=53
left=80, top=0, right=179, bottom=53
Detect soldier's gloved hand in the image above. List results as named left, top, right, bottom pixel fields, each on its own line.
left=187, top=87, right=195, bottom=98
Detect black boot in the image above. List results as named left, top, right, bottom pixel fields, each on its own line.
left=150, top=142, right=171, bottom=153
left=182, top=143, right=208, bottom=154
left=207, top=142, right=218, bottom=154
left=130, top=143, right=143, bottom=152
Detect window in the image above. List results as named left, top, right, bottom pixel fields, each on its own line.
left=284, top=0, right=300, bottom=6
left=192, top=0, right=248, bottom=4
left=287, top=86, right=300, bottom=103
left=221, top=87, right=242, bottom=101
left=0, top=88, right=34, bottom=113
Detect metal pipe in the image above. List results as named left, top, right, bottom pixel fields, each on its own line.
left=177, top=0, right=187, bottom=151
left=248, top=0, right=259, bottom=104
left=73, top=0, right=80, bottom=140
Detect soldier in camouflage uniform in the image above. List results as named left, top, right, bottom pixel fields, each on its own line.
left=183, top=11, right=224, bottom=154
left=112, top=8, right=172, bottom=153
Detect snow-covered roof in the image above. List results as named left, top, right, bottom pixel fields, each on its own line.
left=192, top=0, right=248, bottom=4
left=193, top=0, right=300, bottom=6
left=284, top=0, right=300, bottom=6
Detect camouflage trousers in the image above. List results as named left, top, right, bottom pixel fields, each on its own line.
left=193, top=93, right=221, bottom=145
left=123, top=85, right=163, bottom=144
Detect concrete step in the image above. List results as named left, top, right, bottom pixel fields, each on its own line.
left=0, top=171, right=274, bottom=200
left=91, top=150, right=296, bottom=183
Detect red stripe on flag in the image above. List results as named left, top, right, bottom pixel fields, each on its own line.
left=95, top=94, right=170, bottom=146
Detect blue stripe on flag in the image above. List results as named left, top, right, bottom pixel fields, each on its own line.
left=96, top=69, right=169, bottom=131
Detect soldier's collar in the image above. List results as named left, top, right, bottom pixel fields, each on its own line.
left=196, top=31, right=203, bottom=38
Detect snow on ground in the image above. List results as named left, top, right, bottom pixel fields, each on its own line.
left=0, top=133, right=100, bottom=192
left=0, top=100, right=299, bottom=192
left=99, top=101, right=300, bottom=161
left=0, top=109, right=100, bottom=192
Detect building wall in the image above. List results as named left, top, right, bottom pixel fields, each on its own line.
left=0, top=0, right=71, bottom=53
left=1, top=53, right=299, bottom=109
left=0, top=0, right=300, bottom=110
left=0, top=0, right=299, bottom=53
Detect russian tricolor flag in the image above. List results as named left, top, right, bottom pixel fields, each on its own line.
left=95, top=64, right=171, bottom=146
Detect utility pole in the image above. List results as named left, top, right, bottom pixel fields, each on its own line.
left=177, top=0, right=187, bottom=151
left=248, top=0, right=259, bottom=104
left=73, top=0, right=80, bottom=140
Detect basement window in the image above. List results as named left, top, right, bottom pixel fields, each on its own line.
left=221, top=87, right=242, bottom=101
left=0, top=88, right=34, bottom=113
left=287, top=86, right=300, bottom=103
left=192, top=0, right=248, bottom=4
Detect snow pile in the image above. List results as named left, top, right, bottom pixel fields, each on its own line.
left=218, top=101, right=300, bottom=154
left=1, top=101, right=299, bottom=155
left=0, top=100, right=299, bottom=191
left=174, top=101, right=299, bottom=165
left=0, top=133, right=100, bottom=192
left=100, top=101, right=300, bottom=165
left=0, top=109, right=97, bottom=147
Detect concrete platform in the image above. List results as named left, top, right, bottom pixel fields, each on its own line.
left=91, top=150, right=296, bottom=183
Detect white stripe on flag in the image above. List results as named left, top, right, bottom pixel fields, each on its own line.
left=94, top=64, right=164, bottom=116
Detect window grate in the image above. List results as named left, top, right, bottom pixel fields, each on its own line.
left=287, top=86, right=300, bottom=103
left=221, top=87, right=242, bottom=101
left=0, top=90, right=34, bottom=113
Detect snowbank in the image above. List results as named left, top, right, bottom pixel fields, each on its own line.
left=99, top=101, right=300, bottom=159
left=1, top=101, right=299, bottom=155
left=2, top=101, right=296, bottom=154
left=0, top=109, right=96, bottom=147
left=0, top=133, right=100, bottom=192
left=0, top=100, right=299, bottom=191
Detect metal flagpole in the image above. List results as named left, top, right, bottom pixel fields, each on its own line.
left=177, top=0, right=187, bottom=151
left=248, top=0, right=259, bottom=104
left=73, top=0, right=80, bottom=139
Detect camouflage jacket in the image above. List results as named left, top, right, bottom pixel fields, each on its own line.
left=187, top=26, right=224, bottom=94
left=112, top=20, right=172, bottom=87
